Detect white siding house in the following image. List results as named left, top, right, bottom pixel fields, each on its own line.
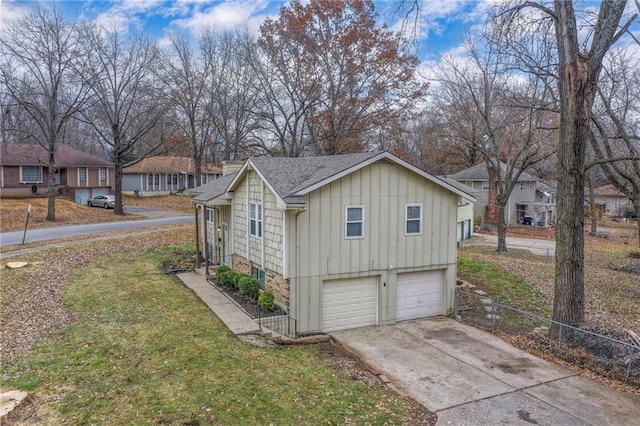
left=194, top=152, right=476, bottom=334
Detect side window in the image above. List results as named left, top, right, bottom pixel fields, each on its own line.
left=252, top=265, right=266, bottom=289
left=249, top=203, right=263, bottom=238
left=405, top=204, right=423, bottom=235
left=481, top=181, right=489, bottom=191
left=345, top=205, right=364, bottom=239
left=79, top=167, right=87, bottom=183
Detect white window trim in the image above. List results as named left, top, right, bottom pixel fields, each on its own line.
left=249, top=202, right=263, bottom=239
left=345, top=205, right=365, bottom=239
left=78, top=167, right=87, bottom=185
left=481, top=181, right=489, bottom=191
left=206, top=207, right=214, bottom=223
left=405, top=203, right=423, bottom=235
left=519, top=182, right=524, bottom=191
left=20, top=166, right=43, bottom=184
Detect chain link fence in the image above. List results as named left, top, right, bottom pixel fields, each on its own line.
left=453, top=289, right=640, bottom=387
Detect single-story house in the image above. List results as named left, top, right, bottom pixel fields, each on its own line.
left=193, top=151, right=476, bottom=334
left=0, top=143, right=115, bottom=204
left=449, top=162, right=556, bottom=226
left=122, top=156, right=222, bottom=196
left=591, top=184, right=634, bottom=217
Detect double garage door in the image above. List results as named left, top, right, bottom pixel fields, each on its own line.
left=75, top=188, right=108, bottom=205
left=321, top=270, right=443, bottom=332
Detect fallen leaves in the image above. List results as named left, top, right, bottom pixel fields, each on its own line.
left=0, top=225, right=192, bottom=362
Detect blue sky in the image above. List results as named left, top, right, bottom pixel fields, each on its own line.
left=1, top=0, right=482, bottom=62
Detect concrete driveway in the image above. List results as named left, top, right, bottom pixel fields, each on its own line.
left=331, top=317, right=640, bottom=425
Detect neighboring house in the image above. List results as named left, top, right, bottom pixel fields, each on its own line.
left=122, top=156, right=222, bottom=196
left=193, top=151, right=476, bottom=334
left=449, top=162, right=556, bottom=226
left=592, top=184, right=634, bottom=217
left=440, top=176, right=478, bottom=245
left=0, top=143, right=115, bottom=204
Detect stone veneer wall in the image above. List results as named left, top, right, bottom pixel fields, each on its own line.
left=233, top=254, right=290, bottom=311
left=265, top=269, right=290, bottom=310
left=232, top=254, right=251, bottom=275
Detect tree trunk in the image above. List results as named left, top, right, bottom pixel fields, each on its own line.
left=46, top=139, right=56, bottom=221
left=496, top=200, right=508, bottom=254
left=551, top=0, right=630, bottom=331
left=634, top=199, right=640, bottom=248
left=588, top=174, right=597, bottom=235
left=114, top=150, right=124, bottom=215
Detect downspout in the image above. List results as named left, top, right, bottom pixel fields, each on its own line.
left=203, top=206, right=209, bottom=275
left=195, top=204, right=200, bottom=269
left=294, top=208, right=305, bottom=326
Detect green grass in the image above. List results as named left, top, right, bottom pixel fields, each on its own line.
left=457, top=256, right=551, bottom=317
left=1, top=245, right=417, bottom=425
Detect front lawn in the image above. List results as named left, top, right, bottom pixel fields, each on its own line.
left=1, top=242, right=430, bottom=425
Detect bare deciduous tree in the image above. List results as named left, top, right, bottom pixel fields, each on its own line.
left=0, top=5, right=89, bottom=220
left=433, top=31, right=555, bottom=253
left=159, top=30, right=215, bottom=182
left=78, top=22, right=168, bottom=214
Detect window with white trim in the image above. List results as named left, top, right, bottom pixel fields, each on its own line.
left=481, top=181, right=489, bottom=191
left=20, top=166, right=42, bottom=183
left=78, top=167, right=87, bottom=183
left=519, top=182, right=524, bottom=191
left=345, top=205, right=364, bottom=238
left=249, top=203, right=262, bottom=238
left=405, top=204, right=423, bottom=235
left=99, top=167, right=107, bottom=183
left=206, top=207, right=214, bottom=223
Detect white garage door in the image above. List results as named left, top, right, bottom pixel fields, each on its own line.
left=92, top=188, right=108, bottom=198
left=75, top=189, right=90, bottom=205
left=396, top=270, right=443, bottom=321
left=322, top=277, right=377, bottom=332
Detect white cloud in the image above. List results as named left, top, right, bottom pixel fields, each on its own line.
left=174, top=0, right=270, bottom=33
left=0, top=0, right=30, bottom=25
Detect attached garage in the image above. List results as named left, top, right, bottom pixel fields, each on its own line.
left=92, top=188, right=108, bottom=198
left=396, top=270, right=444, bottom=321
left=75, top=189, right=90, bottom=205
left=322, top=276, right=378, bottom=332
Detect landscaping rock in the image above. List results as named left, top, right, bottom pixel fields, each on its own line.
left=0, top=390, right=29, bottom=420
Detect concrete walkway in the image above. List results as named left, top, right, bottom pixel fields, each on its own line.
left=176, top=271, right=261, bottom=335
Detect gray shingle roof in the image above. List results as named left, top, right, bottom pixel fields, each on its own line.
left=250, top=152, right=380, bottom=201
left=449, top=162, right=536, bottom=182
left=193, top=172, right=238, bottom=202
left=194, top=151, right=476, bottom=205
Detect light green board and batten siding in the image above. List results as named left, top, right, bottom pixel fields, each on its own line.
left=286, top=161, right=459, bottom=333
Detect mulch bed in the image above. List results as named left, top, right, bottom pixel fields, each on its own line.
left=208, top=278, right=286, bottom=319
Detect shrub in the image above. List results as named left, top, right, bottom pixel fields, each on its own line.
left=238, top=276, right=261, bottom=301
left=234, top=273, right=250, bottom=290
left=217, top=270, right=237, bottom=289
left=216, top=265, right=231, bottom=274
left=258, top=291, right=275, bottom=310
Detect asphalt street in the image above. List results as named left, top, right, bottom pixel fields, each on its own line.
left=0, top=214, right=191, bottom=247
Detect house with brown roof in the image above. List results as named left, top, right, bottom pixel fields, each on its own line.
left=121, top=156, right=222, bottom=196
left=592, top=184, right=634, bottom=217
left=0, top=143, right=115, bottom=203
